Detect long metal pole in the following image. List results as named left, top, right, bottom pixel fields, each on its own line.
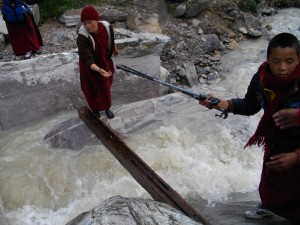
left=116, top=64, right=228, bottom=119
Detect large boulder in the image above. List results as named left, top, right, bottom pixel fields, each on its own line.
left=59, top=7, right=128, bottom=27
left=184, top=0, right=211, bottom=18
left=0, top=52, right=83, bottom=131
left=44, top=92, right=187, bottom=150
left=66, top=196, right=202, bottom=225
left=134, top=0, right=168, bottom=33
left=115, top=28, right=171, bottom=57
left=0, top=53, right=161, bottom=131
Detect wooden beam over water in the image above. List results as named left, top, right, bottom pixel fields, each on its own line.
left=78, top=106, right=211, bottom=225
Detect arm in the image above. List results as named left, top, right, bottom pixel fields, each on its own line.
left=228, top=73, right=262, bottom=115
left=200, top=73, right=262, bottom=116
left=90, top=64, right=112, bottom=77
left=266, top=149, right=300, bottom=173
left=273, top=108, right=300, bottom=129
left=77, top=34, right=112, bottom=77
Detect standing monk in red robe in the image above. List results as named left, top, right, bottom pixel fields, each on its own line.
left=200, top=33, right=300, bottom=223
left=76, top=6, right=118, bottom=119
left=0, top=0, right=43, bottom=59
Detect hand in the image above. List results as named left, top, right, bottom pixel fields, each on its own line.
left=265, top=152, right=298, bottom=172
left=199, top=94, right=228, bottom=111
left=90, top=64, right=113, bottom=77
left=272, top=108, right=298, bottom=129
left=0, top=0, right=4, bottom=8
left=99, top=69, right=112, bottom=77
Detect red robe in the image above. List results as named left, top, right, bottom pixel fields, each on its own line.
left=5, top=14, right=43, bottom=56
left=254, top=63, right=300, bottom=223
left=260, top=154, right=300, bottom=223
left=79, top=23, right=115, bottom=113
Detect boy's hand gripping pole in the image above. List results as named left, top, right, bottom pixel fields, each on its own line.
left=116, top=64, right=228, bottom=119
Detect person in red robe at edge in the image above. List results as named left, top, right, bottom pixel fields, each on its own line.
left=0, top=0, right=43, bottom=59
left=200, top=33, right=300, bottom=223
left=76, top=6, right=119, bottom=119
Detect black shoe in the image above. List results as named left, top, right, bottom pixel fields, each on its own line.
left=105, top=109, right=114, bottom=119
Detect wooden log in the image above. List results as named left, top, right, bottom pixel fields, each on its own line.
left=78, top=106, right=211, bottom=225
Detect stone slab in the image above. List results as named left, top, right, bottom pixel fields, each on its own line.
left=0, top=53, right=161, bottom=131
left=189, top=192, right=293, bottom=225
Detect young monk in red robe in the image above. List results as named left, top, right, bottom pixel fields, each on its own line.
left=76, top=6, right=118, bottom=119
left=200, top=32, right=300, bottom=223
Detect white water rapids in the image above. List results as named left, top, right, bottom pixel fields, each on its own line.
left=0, top=8, right=300, bottom=225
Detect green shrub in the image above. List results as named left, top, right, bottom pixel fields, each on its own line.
left=39, top=0, right=99, bottom=21
left=165, top=1, right=179, bottom=14
left=237, top=0, right=260, bottom=13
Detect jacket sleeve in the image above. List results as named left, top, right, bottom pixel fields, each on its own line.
left=77, top=34, right=95, bottom=68
left=229, top=72, right=263, bottom=116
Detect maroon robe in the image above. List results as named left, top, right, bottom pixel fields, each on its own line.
left=79, top=23, right=115, bottom=113
left=5, top=13, right=43, bottom=56
left=260, top=148, right=300, bottom=223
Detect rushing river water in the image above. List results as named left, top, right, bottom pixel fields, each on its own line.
left=0, top=8, right=300, bottom=225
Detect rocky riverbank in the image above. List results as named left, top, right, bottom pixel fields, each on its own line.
left=0, top=0, right=299, bottom=86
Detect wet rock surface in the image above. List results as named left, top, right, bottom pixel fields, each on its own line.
left=0, top=53, right=163, bottom=131
left=66, top=196, right=203, bottom=225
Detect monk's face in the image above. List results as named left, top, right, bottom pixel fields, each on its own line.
left=82, top=20, right=98, bottom=33
left=267, top=47, right=300, bottom=78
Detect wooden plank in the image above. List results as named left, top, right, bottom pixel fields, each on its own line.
left=78, top=106, right=211, bottom=225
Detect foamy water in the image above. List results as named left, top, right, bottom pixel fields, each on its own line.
left=0, top=8, right=300, bottom=225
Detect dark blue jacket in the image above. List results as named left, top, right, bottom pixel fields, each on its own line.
left=230, top=72, right=300, bottom=153
left=1, top=0, right=31, bottom=23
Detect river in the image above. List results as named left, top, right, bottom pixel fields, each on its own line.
left=0, top=7, right=300, bottom=225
